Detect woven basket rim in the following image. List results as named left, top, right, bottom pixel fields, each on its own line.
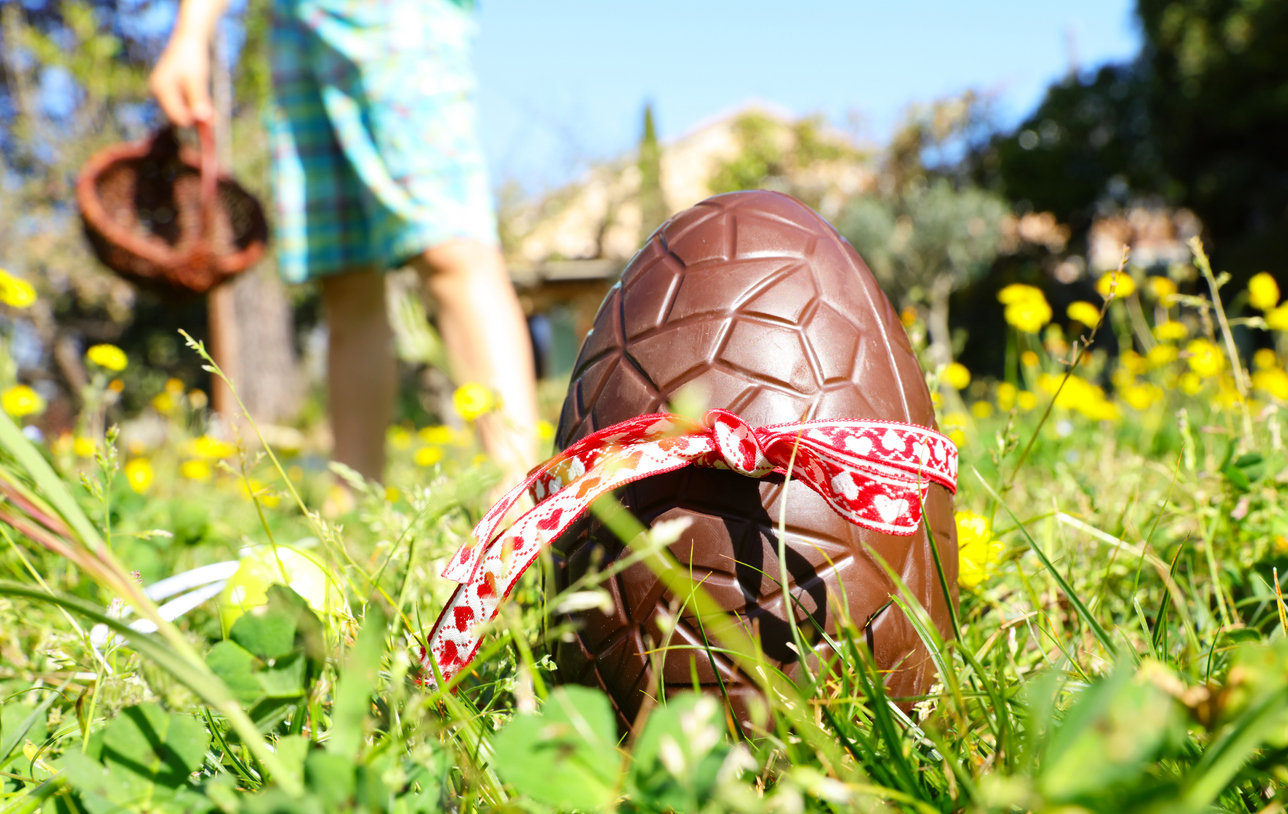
left=75, top=129, right=267, bottom=281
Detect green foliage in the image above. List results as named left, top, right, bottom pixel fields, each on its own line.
left=637, top=104, right=668, bottom=241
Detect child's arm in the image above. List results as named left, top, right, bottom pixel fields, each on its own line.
left=148, top=0, right=231, bottom=126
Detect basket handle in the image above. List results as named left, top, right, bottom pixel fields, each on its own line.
left=195, top=119, right=219, bottom=245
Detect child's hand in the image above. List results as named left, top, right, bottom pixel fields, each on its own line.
left=148, top=29, right=214, bottom=126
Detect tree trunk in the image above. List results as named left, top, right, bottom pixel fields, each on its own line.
left=926, top=272, right=955, bottom=369
left=210, top=23, right=301, bottom=424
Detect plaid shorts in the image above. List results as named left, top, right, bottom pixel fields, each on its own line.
left=269, top=0, right=497, bottom=283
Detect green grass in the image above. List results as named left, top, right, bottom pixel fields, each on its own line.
left=1, top=256, right=1288, bottom=813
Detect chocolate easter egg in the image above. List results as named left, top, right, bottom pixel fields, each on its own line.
left=551, top=190, right=957, bottom=726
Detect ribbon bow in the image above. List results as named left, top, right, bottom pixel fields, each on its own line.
left=422, top=409, right=957, bottom=687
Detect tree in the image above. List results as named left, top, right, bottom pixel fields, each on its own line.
left=839, top=95, right=1010, bottom=367
left=636, top=103, right=668, bottom=241
left=982, top=0, right=1288, bottom=276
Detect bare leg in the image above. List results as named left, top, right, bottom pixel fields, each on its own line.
left=413, top=239, right=539, bottom=485
left=321, top=268, right=396, bottom=483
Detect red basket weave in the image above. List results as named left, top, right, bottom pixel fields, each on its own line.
left=76, top=121, right=268, bottom=296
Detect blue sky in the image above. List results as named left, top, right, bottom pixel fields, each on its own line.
left=473, top=1, right=1142, bottom=192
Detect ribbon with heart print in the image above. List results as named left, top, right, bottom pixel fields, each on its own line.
left=420, top=408, right=957, bottom=688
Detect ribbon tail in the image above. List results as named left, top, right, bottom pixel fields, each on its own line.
left=422, top=439, right=707, bottom=689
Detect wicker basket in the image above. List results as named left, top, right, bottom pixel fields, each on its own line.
left=76, top=121, right=268, bottom=296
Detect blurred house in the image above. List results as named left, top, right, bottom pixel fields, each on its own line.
left=505, top=103, right=875, bottom=377
left=1086, top=206, right=1201, bottom=274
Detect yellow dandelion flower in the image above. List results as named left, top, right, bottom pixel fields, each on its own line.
left=124, top=459, right=154, bottom=494
left=1017, top=390, right=1038, bottom=411
left=1120, top=349, right=1150, bottom=376
left=1147, top=276, right=1178, bottom=301
left=1004, top=297, right=1053, bottom=334
left=151, top=392, right=174, bottom=414
left=1253, top=348, right=1278, bottom=370
left=997, top=283, right=1045, bottom=305
left=971, top=401, right=993, bottom=419
left=1154, top=320, right=1189, bottom=342
left=239, top=478, right=280, bottom=508
left=1248, top=272, right=1280, bottom=312
left=385, top=486, right=402, bottom=503
left=190, top=435, right=238, bottom=459
left=73, top=436, right=95, bottom=457
left=1147, top=344, right=1178, bottom=367
left=453, top=383, right=496, bottom=421
left=537, top=419, right=556, bottom=442
left=414, top=446, right=444, bottom=467
left=996, top=382, right=1017, bottom=411
left=1267, top=305, right=1288, bottom=332
left=956, top=510, right=1003, bottom=589
left=387, top=426, right=413, bottom=451
left=1123, top=383, right=1163, bottom=411
left=1178, top=371, right=1204, bottom=395
left=164, top=377, right=185, bottom=396
left=1186, top=339, right=1224, bottom=377
left=181, top=459, right=212, bottom=482
left=85, top=344, right=128, bottom=372
left=108, top=379, right=124, bottom=393
left=1021, top=350, right=1040, bottom=368
left=944, top=362, right=971, bottom=390
left=1066, top=301, right=1101, bottom=327
left=0, top=269, right=36, bottom=309
left=1096, top=271, right=1137, bottom=298
left=2, top=385, right=45, bottom=418
left=418, top=425, right=456, bottom=445
left=1252, top=368, right=1288, bottom=401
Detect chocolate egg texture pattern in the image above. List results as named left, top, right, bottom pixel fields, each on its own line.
left=552, top=190, right=958, bottom=725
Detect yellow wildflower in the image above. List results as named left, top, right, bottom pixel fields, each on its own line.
left=1154, top=320, right=1189, bottom=341
left=418, top=425, right=456, bottom=445
left=1267, top=305, right=1288, bottom=332
left=996, top=382, right=1017, bottom=412
left=73, top=436, right=95, bottom=457
left=997, top=283, right=1045, bottom=305
left=151, top=392, right=174, bottom=414
left=942, top=412, right=968, bottom=449
left=956, top=510, right=1003, bottom=589
left=124, top=459, right=153, bottom=494
left=999, top=296, right=1051, bottom=334
left=414, top=446, right=444, bottom=467
left=1017, top=391, right=1038, bottom=411
left=1179, top=372, right=1204, bottom=395
left=1252, top=368, right=1288, bottom=401
left=1147, top=276, right=1178, bottom=301
left=1186, top=339, right=1224, bottom=377
left=453, top=383, right=496, bottom=421
left=944, top=362, right=971, bottom=390
left=1021, top=350, right=1040, bottom=368
left=537, top=419, right=556, bottom=442
left=1147, top=344, right=1178, bottom=367
left=189, top=389, right=209, bottom=410
left=900, top=306, right=917, bottom=328
left=108, top=379, right=124, bottom=393
left=1253, top=348, right=1278, bottom=370
left=1248, top=272, right=1280, bottom=312
left=85, top=344, right=128, bottom=372
left=1067, top=301, right=1101, bottom=327
left=971, top=400, right=993, bottom=419
left=0, top=269, right=36, bottom=308
left=240, top=478, right=280, bottom=508
left=165, top=378, right=185, bottom=395
left=190, top=435, right=237, bottom=459
left=1122, top=383, right=1163, bottom=411
left=181, top=459, right=212, bottom=482
left=1120, top=350, right=1150, bottom=376
left=385, top=486, right=402, bottom=503
left=2, top=385, right=45, bottom=418
left=387, top=426, right=413, bottom=450
left=1096, top=270, right=1137, bottom=298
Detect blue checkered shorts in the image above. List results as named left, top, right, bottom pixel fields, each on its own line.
left=269, top=0, right=497, bottom=283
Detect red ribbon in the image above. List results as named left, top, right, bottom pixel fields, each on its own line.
left=421, top=409, right=957, bottom=687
